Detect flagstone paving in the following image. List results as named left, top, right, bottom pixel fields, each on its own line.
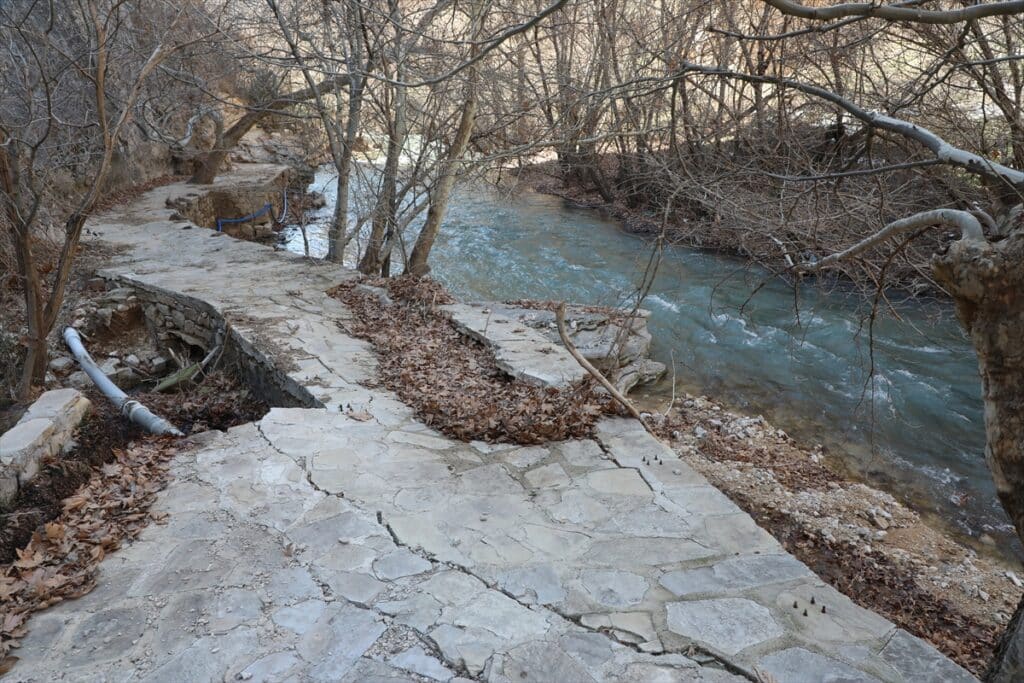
left=8, top=167, right=976, bottom=681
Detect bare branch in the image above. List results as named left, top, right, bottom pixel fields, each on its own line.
left=797, top=209, right=987, bottom=272
left=762, top=0, right=1024, bottom=25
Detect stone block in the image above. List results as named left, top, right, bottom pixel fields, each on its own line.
left=878, top=629, right=976, bottom=682
left=48, top=356, right=75, bottom=374
left=0, top=388, right=91, bottom=505
left=660, top=554, right=811, bottom=597
left=666, top=598, right=784, bottom=655
left=756, top=647, right=875, bottom=683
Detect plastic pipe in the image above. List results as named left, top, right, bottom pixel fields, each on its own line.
left=63, top=327, right=184, bottom=437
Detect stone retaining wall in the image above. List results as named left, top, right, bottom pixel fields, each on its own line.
left=100, top=274, right=315, bottom=410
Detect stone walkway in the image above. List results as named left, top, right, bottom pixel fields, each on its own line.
left=9, top=168, right=976, bottom=681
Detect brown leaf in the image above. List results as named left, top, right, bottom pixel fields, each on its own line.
left=11, top=550, right=41, bottom=570
left=43, top=523, right=65, bottom=543
left=0, top=656, right=19, bottom=674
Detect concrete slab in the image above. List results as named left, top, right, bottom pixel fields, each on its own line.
left=7, top=167, right=974, bottom=683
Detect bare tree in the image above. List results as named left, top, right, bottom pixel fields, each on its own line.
left=0, top=0, right=216, bottom=399
left=738, top=4, right=1024, bottom=679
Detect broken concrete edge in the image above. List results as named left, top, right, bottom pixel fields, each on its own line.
left=589, top=417, right=977, bottom=681
left=165, top=165, right=294, bottom=239
left=93, top=270, right=322, bottom=412
left=0, top=389, right=92, bottom=507
left=441, top=302, right=666, bottom=393
left=440, top=303, right=589, bottom=388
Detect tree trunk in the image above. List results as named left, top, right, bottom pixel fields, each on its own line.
left=2, top=146, right=47, bottom=398
left=405, top=4, right=482, bottom=277
left=405, top=87, right=478, bottom=276
left=326, top=73, right=367, bottom=263
left=988, top=593, right=1024, bottom=682
left=11, top=226, right=47, bottom=398
left=932, top=227, right=1024, bottom=680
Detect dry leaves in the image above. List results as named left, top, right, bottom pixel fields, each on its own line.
left=332, top=276, right=619, bottom=445
left=0, top=441, right=179, bottom=663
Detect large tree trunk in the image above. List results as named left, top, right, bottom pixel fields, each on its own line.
left=405, top=0, right=485, bottom=276
left=405, top=88, right=478, bottom=276
left=11, top=227, right=47, bottom=398
left=189, top=113, right=256, bottom=185
left=932, top=226, right=1024, bottom=681
left=2, top=145, right=47, bottom=398
left=405, top=20, right=481, bottom=275
left=934, top=231, right=1024, bottom=540
left=988, top=593, right=1024, bottom=682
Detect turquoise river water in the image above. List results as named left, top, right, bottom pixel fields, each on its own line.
left=282, top=167, right=1013, bottom=556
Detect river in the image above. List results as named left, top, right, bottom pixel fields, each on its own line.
left=282, top=167, right=1013, bottom=557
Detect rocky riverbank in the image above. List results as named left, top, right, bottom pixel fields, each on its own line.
left=638, top=392, right=1022, bottom=674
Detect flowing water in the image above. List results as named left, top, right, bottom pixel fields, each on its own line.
left=283, top=167, right=1014, bottom=556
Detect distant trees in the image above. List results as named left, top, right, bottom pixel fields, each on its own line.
left=0, top=0, right=223, bottom=400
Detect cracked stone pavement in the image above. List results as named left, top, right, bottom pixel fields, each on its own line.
left=8, top=168, right=977, bottom=682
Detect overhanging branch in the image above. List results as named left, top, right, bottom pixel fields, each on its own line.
left=670, top=63, right=1024, bottom=189
left=762, top=0, right=1024, bottom=24
left=796, top=209, right=987, bottom=272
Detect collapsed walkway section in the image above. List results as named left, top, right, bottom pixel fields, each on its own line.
left=9, top=167, right=976, bottom=682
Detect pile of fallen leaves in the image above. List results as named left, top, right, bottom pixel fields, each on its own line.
left=0, top=403, right=135, bottom=564
left=332, top=276, right=617, bottom=444
left=0, top=372, right=264, bottom=564
left=0, top=439, right=179, bottom=672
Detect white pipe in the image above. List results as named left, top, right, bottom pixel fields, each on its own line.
left=63, top=327, right=184, bottom=437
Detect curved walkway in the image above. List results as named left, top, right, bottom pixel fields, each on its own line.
left=11, top=167, right=974, bottom=682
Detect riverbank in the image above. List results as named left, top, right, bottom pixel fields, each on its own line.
left=515, top=159, right=952, bottom=299
left=636, top=391, right=1022, bottom=674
